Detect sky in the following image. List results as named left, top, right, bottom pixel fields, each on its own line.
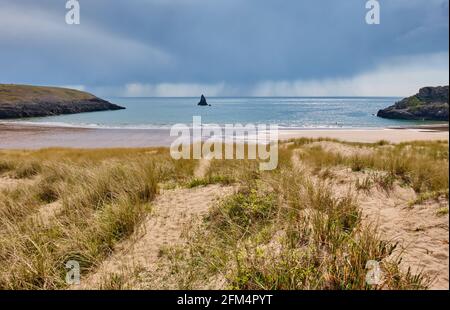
left=0, top=0, right=448, bottom=97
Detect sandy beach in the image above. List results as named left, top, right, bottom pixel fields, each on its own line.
left=278, top=125, right=449, bottom=144
left=0, top=122, right=448, bottom=149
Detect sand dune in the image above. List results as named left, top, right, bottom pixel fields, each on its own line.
left=0, top=127, right=448, bottom=290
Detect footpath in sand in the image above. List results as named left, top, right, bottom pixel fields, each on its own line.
left=80, top=160, right=235, bottom=289
left=290, top=141, right=449, bottom=290
left=359, top=186, right=449, bottom=290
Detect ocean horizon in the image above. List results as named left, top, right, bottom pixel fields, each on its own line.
left=3, top=96, right=443, bottom=130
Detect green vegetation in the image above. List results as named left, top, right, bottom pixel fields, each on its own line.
left=0, top=84, right=95, bottom=104
left=406, top=96, right=422, bottom=108
left=436, top=207, right=449, bottom=217
left=0, top=148, right=195, bottom=289
left=186, top=175, right=234, bottom=188
left=298, top=140, right=449, bottom=194
left=155, top=140, right=446, bottom=290
left=409, top=189, right=449, bottom=207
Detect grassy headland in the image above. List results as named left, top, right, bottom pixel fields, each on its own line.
left=377, top=85, right=449, bottom=121
left=0, top=84, right=124, bottom=119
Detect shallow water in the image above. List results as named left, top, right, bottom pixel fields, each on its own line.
left=6, top=97, right=442, bottom=129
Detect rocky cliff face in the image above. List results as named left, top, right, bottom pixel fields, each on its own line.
left=0, top=84, right=125, bottom=119
left=377, top=86, right=449, bottom=121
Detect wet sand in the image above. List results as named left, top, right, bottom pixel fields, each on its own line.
left=0, top=123, right=174, bottom=149
left=0, top=122, right=448, bottom=149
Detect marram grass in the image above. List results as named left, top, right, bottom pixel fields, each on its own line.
left=0, top=139, right=447, bottom=290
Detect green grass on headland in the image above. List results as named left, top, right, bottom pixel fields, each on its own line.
left=0, top=84, right=95, bottom=104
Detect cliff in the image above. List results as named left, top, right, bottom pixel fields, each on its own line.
left=0, top=84, right=125, bottom=119
left=377, top=86, right=449, bottom=121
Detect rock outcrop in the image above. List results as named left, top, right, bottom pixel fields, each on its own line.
left=0, top=84, right=125, bottom=119
left=377, top=86, right=449, bottom=121
left=197, top=94, right=209, bottom=106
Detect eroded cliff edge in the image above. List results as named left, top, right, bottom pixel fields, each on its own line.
left=377, top=86, right=449, bottom=121
left=0, top=84, right=125, bottom=119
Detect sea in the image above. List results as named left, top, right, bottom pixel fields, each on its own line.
left=6, top=97, right=440, bottom=129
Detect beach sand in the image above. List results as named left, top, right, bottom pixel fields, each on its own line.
left=0, top=123, right=174, bottom=149
left=0, top=123, right=448, bottom=149
left=278, top=128, right=448, bottom=143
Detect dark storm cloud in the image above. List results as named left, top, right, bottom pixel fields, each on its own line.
left=0, top=0, right=448, bottom=95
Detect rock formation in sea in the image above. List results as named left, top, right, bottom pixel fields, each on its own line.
left=377, top=86, right=449, bottom=121
left=0, top=84, right=125, bottom=119
left=197, top=94, right=210, bottom=106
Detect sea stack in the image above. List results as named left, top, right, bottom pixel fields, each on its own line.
left=197, top=95, right=209, bottom=106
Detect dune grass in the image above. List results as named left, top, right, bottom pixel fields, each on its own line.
left=156, top=143, right=439, bottom=290
left=0, top=148, right=196, bottom=289
left=297, top=140, right=448, bottom=194
left=0, top=139, right=446, bottom=290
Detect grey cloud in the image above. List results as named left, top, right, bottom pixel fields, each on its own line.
left=0, top=0, right=448, bottom=94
